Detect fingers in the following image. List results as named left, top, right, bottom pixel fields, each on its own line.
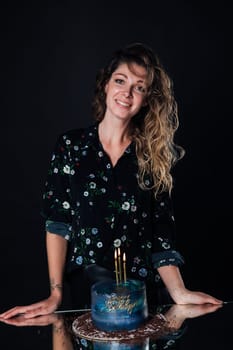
left=1, top=313, right=60, bottom=327
left=208, top=296, right=223, bottom=305
left=0, top=296, right=60, bottom=320
left=23, top=307, right=44, bottom=319
left=178, top=291, right=223, bottom=306
left=195, top=293, right=223, bottom=305
left=0, top=301, right=48, bottom=320
left=0, top=306, right=29, bottom=320
left=184, top=303, right=222, bottom=318
left=201, top=303, right=223, bottom=313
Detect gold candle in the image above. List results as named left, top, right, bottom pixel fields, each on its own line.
left=118, top=247, right=122, bottom=283
left=123, top=252, right=127, bottom=283
left=114, top=249, right=119, bottom=285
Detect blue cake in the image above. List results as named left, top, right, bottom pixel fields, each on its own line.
left=91, top=279, right=148, bottom=332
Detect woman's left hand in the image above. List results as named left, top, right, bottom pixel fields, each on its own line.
left=173, top=289, right=223, bottom=305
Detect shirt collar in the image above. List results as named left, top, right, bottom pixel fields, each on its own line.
left=83, top=122, right=135, bottom=155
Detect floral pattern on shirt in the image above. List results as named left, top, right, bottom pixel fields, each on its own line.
left=41, top=124, right=184, bottom=285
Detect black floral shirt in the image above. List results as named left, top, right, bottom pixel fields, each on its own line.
left=41, top=123, right=184, bottom=285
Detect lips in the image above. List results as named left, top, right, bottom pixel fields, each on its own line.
left=116, top=99, right=131, bottom=107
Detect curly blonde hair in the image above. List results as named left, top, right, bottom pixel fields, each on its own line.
left=92, top=43, right=185, bottom=196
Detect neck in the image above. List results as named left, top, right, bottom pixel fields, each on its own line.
left=98, top=119, right=132, bottom=145
left=98, top=119, right=132, bottom=167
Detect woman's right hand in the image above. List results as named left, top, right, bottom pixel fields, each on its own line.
left=0, top=293, right=62, bottom=320
left=0, top=233, right=67, bottom=320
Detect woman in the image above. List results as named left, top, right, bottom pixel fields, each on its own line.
left=0, top=42, right=222, bottom=319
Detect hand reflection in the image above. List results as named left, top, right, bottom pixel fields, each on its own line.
left=0, top=312, right=61, bottom=327
left=0, top=312, right=75, bottom=350
left=164, top=303, right=222, bottom=330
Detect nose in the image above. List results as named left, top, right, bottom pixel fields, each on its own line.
left=123, top=86, right=133, bottom=97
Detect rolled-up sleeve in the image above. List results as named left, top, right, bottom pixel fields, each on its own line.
left=152, top=250, right=184, bottom=269
left=45, top=220, right=72, bottom=241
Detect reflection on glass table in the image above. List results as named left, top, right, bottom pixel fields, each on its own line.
left=1, top=303, right=228, bottom=350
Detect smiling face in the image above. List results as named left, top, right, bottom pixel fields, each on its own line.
left=104, top=63, right=148, bottom=123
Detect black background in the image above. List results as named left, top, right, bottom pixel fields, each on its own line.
left=1, top=0, right=232, bottom=312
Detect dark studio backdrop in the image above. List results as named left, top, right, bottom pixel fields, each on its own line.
left=1, top=0, right=232, bottom=311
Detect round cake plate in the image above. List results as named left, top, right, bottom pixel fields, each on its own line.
left=72, top=312, right=173, bottom=342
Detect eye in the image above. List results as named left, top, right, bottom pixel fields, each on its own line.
left=134, top=85, right=147, bottom=94
left=114, top=78, right=124, bottom=84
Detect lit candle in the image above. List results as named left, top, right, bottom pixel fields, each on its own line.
left=123, top=252, right=127, bottom=283
left=118, top=247, right=122, bottom=283
left=114, top=249, right=119, bottom=284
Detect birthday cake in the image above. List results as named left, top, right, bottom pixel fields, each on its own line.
left=72, top=279, right=175, bottom=344
left=91, top=279, right=148, bottom=332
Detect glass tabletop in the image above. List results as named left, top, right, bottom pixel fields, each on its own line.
left=0, top=302, right=232, bottom=349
